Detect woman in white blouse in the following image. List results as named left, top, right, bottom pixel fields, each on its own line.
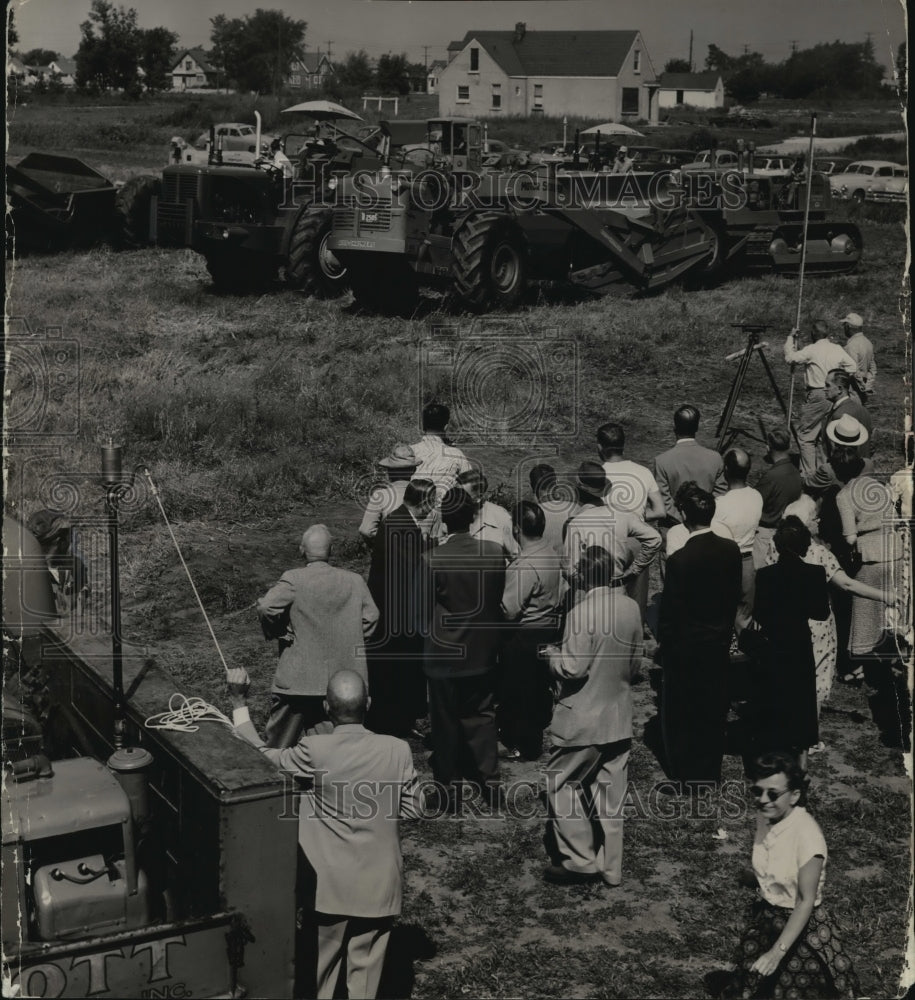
left=709, top=751, right=859, bottom=998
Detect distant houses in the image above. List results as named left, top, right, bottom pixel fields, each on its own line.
left=438, top=22, right=659, bottom=120
left=8, top=55, right=76, bottom=87
left=287, top=52, right=333, bottom=90
left=170, top=48, right=218, bottom=90
left=657, top=71, right=724, bottom=109
left=427, top=59, right=447, bottom=95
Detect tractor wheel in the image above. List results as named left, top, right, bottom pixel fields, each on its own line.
left=349, top=261, right=419, bottom=317
left=452, top=212, right=526, bottom=312
left=205, top=251, right=275, bottom=293
left=285, top=206, right=348, bottom=297
left=115, top=174, right=161, bottom=248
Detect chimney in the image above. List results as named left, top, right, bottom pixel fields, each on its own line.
left=514, top=22, right=526, bottom=44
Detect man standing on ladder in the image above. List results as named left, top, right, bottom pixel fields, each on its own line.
left=783, top=321, right=857, bottom=483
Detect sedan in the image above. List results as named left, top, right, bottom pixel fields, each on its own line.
left=193, top=122, right=280, bottom=153
left=829, top=160, right=908, bottom=203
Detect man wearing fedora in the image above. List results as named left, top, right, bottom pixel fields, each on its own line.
left=840, top=312, right=876, bottom=402
left=359, top=443, right=420, bottom=542
left=563, top=462, right=661, bottom=592
left=784, top=322, right=857, bottom=482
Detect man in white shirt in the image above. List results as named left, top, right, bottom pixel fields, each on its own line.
left=839, top=312, right=876, bottom=401
left=597, top=422, right=665, bottom=624
left=456, top=468, right=518, bottom=560
left=712, top=448, right=763, bottom=631
left=410, top=402, right=473, bottom=499
left=784, top=321, right=857, bottom=482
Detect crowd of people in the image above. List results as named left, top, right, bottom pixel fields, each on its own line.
left=223, top=314, right=909, bottom=998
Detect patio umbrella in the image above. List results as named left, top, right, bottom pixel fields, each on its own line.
left=280, top=100, right=364, bottom=121
left=580, top=122, right=645, bottom=137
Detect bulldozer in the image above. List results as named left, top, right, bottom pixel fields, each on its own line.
left=150, top=105, right=428, bottom=296
left=326, top=118, right=863, bottom=314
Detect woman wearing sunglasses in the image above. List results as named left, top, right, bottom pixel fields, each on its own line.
left=710, top=751, right=859, bottom=998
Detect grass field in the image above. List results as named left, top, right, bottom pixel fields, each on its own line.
left=5, top=96, right=911, bottom=999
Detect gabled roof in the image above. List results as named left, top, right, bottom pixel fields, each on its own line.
left=172, top=48, right=214, bottom=73
left=428, top=60, right=447, bottom=73
left=50, top=56, right=76, bottom=75
left=447, top=40, right=463, bottom=52
left=456, top=30, right=639, bottom=77
left=294, top=52, right=331, bottom=73
left=658, top=71, right=721, bottom=90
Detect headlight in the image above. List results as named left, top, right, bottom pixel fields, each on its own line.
left=327, top=177, right=338, bottom=190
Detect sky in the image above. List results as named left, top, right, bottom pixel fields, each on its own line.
left=11, top=0, right=906, bottom=74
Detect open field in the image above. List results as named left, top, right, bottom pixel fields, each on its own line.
left=4, top=96, right=911, bottom=998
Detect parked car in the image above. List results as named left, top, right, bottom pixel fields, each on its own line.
left=193, top=122, right=279, bottom=153
left=681, top=149, right=740, bottom=170
left=813, top=156, right=852, bottom=176
left=746, top=155, right=797, bottom=176
left=829, top=160, right=908, bottom=203
left=483, top=137, right=530, bottom=168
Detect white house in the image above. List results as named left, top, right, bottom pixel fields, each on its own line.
left=657, top=71, right=724, bottom=109
left=427, top=59, right=446, bottom=95
left=171, top=49, right=217, bottom=90
left=287, top=52, right=333, bottom=90
left=437, top=23, right=658, bottom=120
left=48, top=57, right=76, bottom=86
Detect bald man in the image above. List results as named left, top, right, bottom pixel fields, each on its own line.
left=230, top=669, right=422, bottom=1000
left=711, top=449, right=763, bottom=630
left=256, top=525, right=379, bottom=747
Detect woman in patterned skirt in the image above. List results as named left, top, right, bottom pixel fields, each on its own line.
left=710, top=751, right=859, bottom=999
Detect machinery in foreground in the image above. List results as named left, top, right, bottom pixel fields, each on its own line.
left=151, top=102, right=428, bottom=295
left=326, top=117, right=863, bottom=314
left=6, top=153, right=160, bottom=254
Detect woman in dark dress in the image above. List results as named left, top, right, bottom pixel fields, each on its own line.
left=752, top=517, right=830, bottom=771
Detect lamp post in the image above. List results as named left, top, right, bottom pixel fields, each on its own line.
left=101, top=440, right=129, bottom=749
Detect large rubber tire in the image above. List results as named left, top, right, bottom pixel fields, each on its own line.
left=205, top=251, right=275, bottom=293
left=452, top=212, right=526, bottom=312
left=348, top=260, right=419, bottom=317
left=285, top=206, right=348, bottom=297
left=115, top=174, right=161, bottom=248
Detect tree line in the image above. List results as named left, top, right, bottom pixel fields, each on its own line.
left=666, top=38, right=903, bottom=103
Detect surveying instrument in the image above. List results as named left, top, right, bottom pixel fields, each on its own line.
left=716, top=323, right=790, bottom=452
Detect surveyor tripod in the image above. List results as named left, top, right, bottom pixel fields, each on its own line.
left=716, top=324, right=791, bottom=452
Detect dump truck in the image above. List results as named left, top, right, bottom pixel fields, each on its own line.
left=326, top=117, right=862, bottom=314
left=151, top=107, right=429, bottom=295
left=6, top=153, right=160, bottom=254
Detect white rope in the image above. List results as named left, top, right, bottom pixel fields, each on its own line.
left=145, top=693, right=233, bottom=733
left=142, top=468, right=232, bottom=675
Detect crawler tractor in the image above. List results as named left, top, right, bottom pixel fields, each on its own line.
left=327, top=118, right=862, bottom=314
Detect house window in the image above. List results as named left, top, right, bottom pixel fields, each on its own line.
left=470, top=47, right=479, bottom=71
left=621, top=87, right=639, bottom=114
left=633, top=49, right=641, bottom=73
left=491, top=84, right=501, bottom=109
left=185, top=59, right=192, bottom=70
left=457, top=85, right=470, bottom=102
left=515, top=85, right=521, bottom=96
left=291, top=74, right=301, bottom=86
left=533, top=83, right=543, bottom=109
left=676, top=89, right=684, bottom=104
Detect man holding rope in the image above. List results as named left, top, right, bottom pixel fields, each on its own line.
left=783, top=322, right=857, bottom=483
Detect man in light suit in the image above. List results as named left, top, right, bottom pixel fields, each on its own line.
left=542, top=546, right=643, bottom=886
left=256, top=525, right=379, bottom=747
left=653, top=405, right=727, bottom=525
left=229, top=669, right=422, bottom=1000
left=659, top=485, right=741, bottom=789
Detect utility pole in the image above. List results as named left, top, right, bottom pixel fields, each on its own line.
left=742, top=43, right=749, bottom=56
left=790, top=40, right=798, bottom=56
left=423, top=45, right=429, bottom=72
left=326, top=40, right=334, bottom=60
left=688, top=30, right=693, bottom=71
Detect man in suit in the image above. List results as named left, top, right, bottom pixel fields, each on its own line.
left=542, top=546, right=643, bottom=886
left=659, top=484, right=741, bottom=789
left=366, top=479, right=436, bottom=736
left=229, top=669, right=422, bottom=1000
left=653, top=405, right=727, bottom=525
left=421, top=486, right=507, bottom=809
left=257, top=525, right=379, bottom=747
